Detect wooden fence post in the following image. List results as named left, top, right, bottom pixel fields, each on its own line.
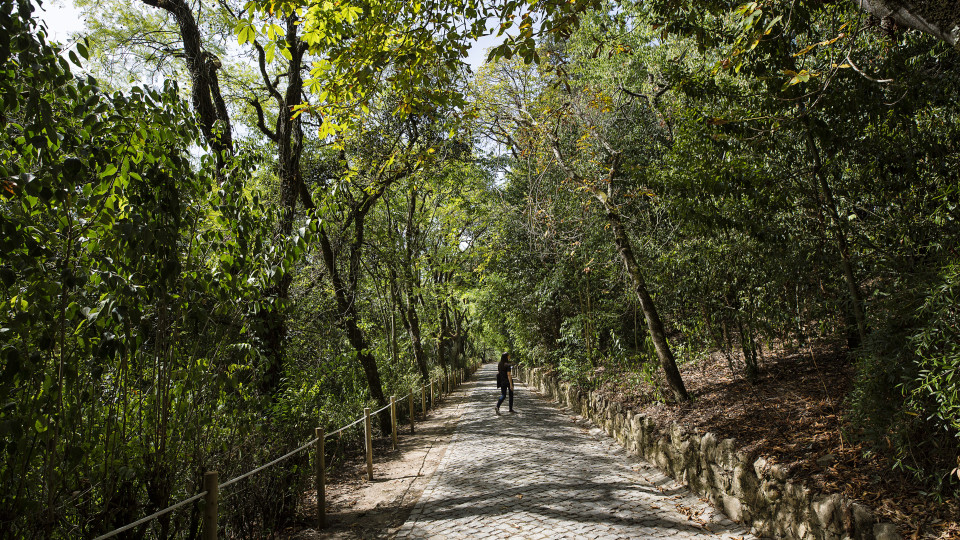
left=202, top=471, right=218, bottom=540
left=421, top=385, right=426, bottom=417
left=315, top=427, right=325, bottom=529
left=390, top=395, right=398, bottom=451
left=364, top=407, right=373, bottom=481
left=430, top=378, right=435, bottom=407
left=408, top=393, right=415, bottom=434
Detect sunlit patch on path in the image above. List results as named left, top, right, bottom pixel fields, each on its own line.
left=397, top=363, right=757, bottom=539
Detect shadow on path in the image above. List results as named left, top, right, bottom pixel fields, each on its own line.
left=396, top=363, right=758, bottom=539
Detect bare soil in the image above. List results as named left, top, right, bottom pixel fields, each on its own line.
left=282, top=386, right=472, bottom=539
left=591, top=341, right=960, bottom=540
left=281, top=347, right=959, bottom=540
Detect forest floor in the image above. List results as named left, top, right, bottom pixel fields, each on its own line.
left=283, top=385, right=471, bottom=539
left=283, top=345, right=959, bottom=539
left=593, top=340, right=960, bottom=540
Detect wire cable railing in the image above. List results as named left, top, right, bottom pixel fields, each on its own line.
left=92, top=364, right=479, bottom=540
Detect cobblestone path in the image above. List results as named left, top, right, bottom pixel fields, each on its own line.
left=396, top=364, right=757, bottom=539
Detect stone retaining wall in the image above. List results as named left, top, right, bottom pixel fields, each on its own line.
left=520, top=366, right=901, bottom=540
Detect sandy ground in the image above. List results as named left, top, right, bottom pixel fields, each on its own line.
left=286, top=377, right=480, bottom=539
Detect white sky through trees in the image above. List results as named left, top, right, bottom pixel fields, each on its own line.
left=36, top=0, right=496, bottom=72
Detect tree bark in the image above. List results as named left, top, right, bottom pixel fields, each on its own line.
left=604, top=204, right=690, bottom=401
left=548, top=139, right=689, bottom=401
left=318, top=227, right=387, bottom=409
left=140, top=0, right=233, bottom=164
left=435, top=296, right=450, bottom=375
left=391, top=268, right=430, bottom=380
left=260, top=14, right=310, bottom=395
left=401, top=190, right=430, bottom=379
left=804, top=124, right=868, bottom=347
left=853, top=0, right=958, bottom=46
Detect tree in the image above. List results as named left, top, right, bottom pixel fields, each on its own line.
left=474, top=52, right=692, bottom=400
left=1, top=3, right=284, bottom=533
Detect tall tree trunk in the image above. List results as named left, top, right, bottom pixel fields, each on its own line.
left=141, top=0, right=233, bottom=165
left=604, top=203, right=690, bottom=401
left=398, top=190, right=430, bottom=379
left=318, top=229, right=387, bottom=410
left=452, top=304, right=467, bottom=366
left=548, top=141, right=689, bottom=401
left=804, top=123, right=868, bottom=347
left=391, top=269, right=429, bottom=379
left=435, top=296, right=450, bottom=375
left=388, top=286, right=399, bottom=367
left=405, top=293, right=429, bottom=378
left=247, top=14, right=314, bottom=395
left=262, top=14, right=309, bottom=395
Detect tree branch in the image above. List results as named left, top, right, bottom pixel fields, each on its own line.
left=248, top=98, right=279, bottom=142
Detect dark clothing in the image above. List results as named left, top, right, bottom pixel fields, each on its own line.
left=497, top=385, right=514, bottom=411
left=496, top=363, right=511, bottom=388
left=496, top=362, right=513, bottom=411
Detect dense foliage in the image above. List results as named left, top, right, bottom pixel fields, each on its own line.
left=2, top=0, right=958, bottom=536
left=474, top=0, right=960, bottom=500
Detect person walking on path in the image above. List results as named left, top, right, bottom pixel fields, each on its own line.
left=496, top=352, right=514, bottom=414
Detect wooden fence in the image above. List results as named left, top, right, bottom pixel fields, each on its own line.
left=93, top=364, right=480, bottom=540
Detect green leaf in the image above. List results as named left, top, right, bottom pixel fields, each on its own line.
left=99, top=164, right=118, bottom=178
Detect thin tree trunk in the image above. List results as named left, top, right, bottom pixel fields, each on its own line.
left=548, top=141, right=688, bottom=401
left=605, top=205, right=689, bottom=401
left=318, top=228, right=387, bottom=411
left=435, top=296, right=450, bottom=375
left=391, top=269, right=429, bottom=379
left=804, top=124, right=867, bottom=347
left=244, top=14, right=311, bottom=395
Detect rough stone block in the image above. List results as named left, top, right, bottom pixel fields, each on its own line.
left=812, top=494, right=841, bottom=530
left=761, top=479, right=782, bottom=502
left=733, top=463, right=758, bottom=503
left=785, top=481, right=810, bottom=507
left=873, top=523, right=901, bottom=540
left=770, top=463, right=789, bottom=482
left=754, top=456, right=771, bottom=478
left=713, top=463, right=732, bottom=491
left=718, top=438, right=737, bottom=468
left=752, top=518, right=772, bottom=538
left=700, top=432, right=718, bottom=462
left=722, top=493, right=745, bottom=522
left=850, top=502, right=875, bottom=540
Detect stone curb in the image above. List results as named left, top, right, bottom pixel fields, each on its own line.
left=519, top=366, right=902, bottom=540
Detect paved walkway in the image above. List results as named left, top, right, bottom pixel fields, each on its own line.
left=396, top=364, right=757, bottom=539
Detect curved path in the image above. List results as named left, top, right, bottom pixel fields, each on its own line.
left=396, top=363, right=757, bottom=539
